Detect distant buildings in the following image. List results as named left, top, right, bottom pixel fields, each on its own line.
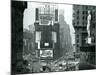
left=59, top=14, right=73, bottom=54
left=73, top=5, right=96, bottom=66
left=23, top=26, right=35, bottom=56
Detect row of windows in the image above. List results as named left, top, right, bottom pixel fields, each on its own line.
left=74, top=5, right=96, bottom=9
left=75, top=10, right=95, bottom=17
left=73, top=5, right=96, bottom=13
left=76, top=10, right=88, bottom=15
left=82, top=6, right=96, bottom=10
left=73, top=20, right=95, bottom=26
left=73, top=12, right=95, bottom=19
left=82, top=16, right=87, bottom=20
left=73, top=21, right=87, bottom=25
left=75, top=28, right=87, bottom=33
left=82, top=11, right=88, bottom=15
left=75, top=16, right=87, bottom=20
left=76, top=39, right=87, bottom=48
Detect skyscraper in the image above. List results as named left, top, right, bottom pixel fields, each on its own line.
left=73, top=5, right=96, bottom=52
left=34, top=4, right=60, bottom=62
left=73, top=5, right=96, bottom=66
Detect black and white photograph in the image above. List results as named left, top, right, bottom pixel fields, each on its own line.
left=11, top=0, right=96, bottom=75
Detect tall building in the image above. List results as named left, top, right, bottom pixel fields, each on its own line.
left=73, top=5, right=96, bottom=66
left=59, top=14, right=73, bottom=55
left=73, top=5, right=96, bottom=51
left=23, top=27, right=35, bottom=56
left=11, top=1, right=27, bottom=74
left=34, top=4, right=60, bottom=63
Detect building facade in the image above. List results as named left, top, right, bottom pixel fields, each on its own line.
left=34, top=4, right=60, bottom=63
left=11, top=1, right=27, bottom=74
left=73, top=5, right=96, bottom=66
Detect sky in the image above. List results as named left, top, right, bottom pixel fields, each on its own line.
left=23, top=2, right=75, bottom=44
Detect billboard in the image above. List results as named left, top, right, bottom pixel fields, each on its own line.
left=39, top=5, right=55, bottom=25
left=40, top=50, right=53, bottom=58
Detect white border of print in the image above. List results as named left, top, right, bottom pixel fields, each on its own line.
left=13, top=0, right=96, bottom=5
left=0, top=0, right=99, bottom=75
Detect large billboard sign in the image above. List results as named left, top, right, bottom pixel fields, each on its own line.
left=40, top=50, right=53, bottom=58
left=38, top=4, right=56, bottom=25
left=39, top=14, right=53, bottom=25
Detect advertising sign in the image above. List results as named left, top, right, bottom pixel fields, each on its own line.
left=40, top=50, right=53, bottom=58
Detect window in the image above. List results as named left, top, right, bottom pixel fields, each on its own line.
left=85, top=16, right=87, bottom=20
left=82, top=6, right=85, bottom=9
left=77, top=44, right=79, bottom=48
left=82, top=28, right=86, bottom=31
left=85, top=22, right=87, bottom=25
left=77, top=10, right=79, bottom=14
left=85, top=6, right=88, bottom=10
left=76, top=39, right=79, bottom=43
left=82, top=22, right=84, bottom=25
left=77, top=21, right=79, bottom=25
left=77, top=16, right=79, bottom=20
left=82, top=16, right=84, bottom=20
left=85, top=11, right=88, bottom=15
left=82, top=11, right=84, bottom=15
left=76, top=34, right=79, bottom=38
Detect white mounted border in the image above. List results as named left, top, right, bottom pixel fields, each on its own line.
left=0, top=0, right=97, bottom=75
left=13, top=0, right=96, bottom=6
